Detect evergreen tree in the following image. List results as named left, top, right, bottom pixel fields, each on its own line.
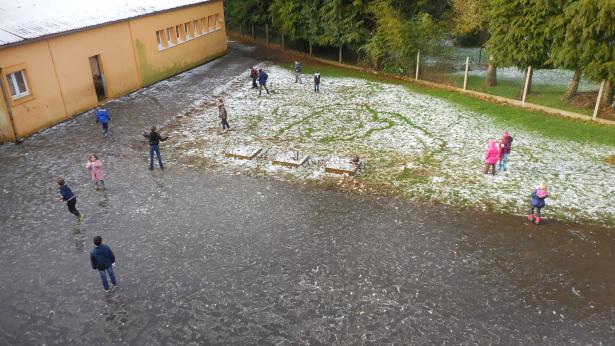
left=318, top=0, right=369, bottom=63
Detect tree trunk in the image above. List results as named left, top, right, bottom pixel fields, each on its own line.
left=251, top=25, right=255, bottom=42
left=338, top=46, right=342, bottom=64
left=485, top=55, right=497, bottom=87
left=562, top=68, right=581, bottom=100
left=309, top=42, right=312, bottom=56
left=265, top=24, right=269, bottom=44
left=239, top=23, right=243, bottom=36
left=522, top=66, right=533, bottom=95
left=602, top=79, right=613, bottom=107
left=281, top=33, right=285, bottom=50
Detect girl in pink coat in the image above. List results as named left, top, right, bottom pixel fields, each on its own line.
left=86, top=154, right=105, bottom=190
left=483, top=140, right=500, bottom=175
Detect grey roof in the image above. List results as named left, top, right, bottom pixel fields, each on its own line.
left=0, top=0, right=212, bottom=47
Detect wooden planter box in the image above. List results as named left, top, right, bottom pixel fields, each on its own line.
left=325, top=157, right=361, bottom=175
left=272, top=152, right=310, bottom=168
left=224, top=146, right=262, bottom=160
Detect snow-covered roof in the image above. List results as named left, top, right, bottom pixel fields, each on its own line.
left=0, top=0, right=213, bottom=47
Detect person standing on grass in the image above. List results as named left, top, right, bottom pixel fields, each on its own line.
left=95, top=108, right=110, bottom=137
left=294, top=61, right=302, bottom=84
left=498, top=131, right=513, bottom=171
left=85, top=154, right=105, bottom=191
left=258, top=68, right=270, bottom=96
left=249, top=66, right=258, bottom=89
left=90, top=236, right=118, bottom=293
left=57, top=178, right=83, bottom=221
left=314, top=72, right=321, bottom=93
left=218, top=98, right=230, bottom=132
left=528, top=182, right=548, bottom=224
left=483, top=139, right=500, bottom=175
left=143, top=126, right=168, bottom=170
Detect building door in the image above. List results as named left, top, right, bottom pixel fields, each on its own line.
left=89, top=55, right=106, bottom=102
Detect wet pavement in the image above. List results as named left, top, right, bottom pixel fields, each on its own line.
left=1, top=42, right=615, bottom=344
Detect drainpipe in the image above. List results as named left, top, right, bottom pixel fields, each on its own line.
left=0, top=67, right=20, bottom=143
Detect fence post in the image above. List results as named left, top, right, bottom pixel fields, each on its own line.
left=251, top=25, right=255, bottom=42
left=309, top=42, right=312, bottom=56
left=339, top=46, right=342, bottom=64
left=415, top=50, right=420, bottom=81
left=265, top=24, right=269, bottom=44
left=593, top=79, right=606, bottom=121
left=522, top=66, right=532, bottom=106
left=281, top=33, right=285, bottom=50
left=463, top=56, right=469, bottom=90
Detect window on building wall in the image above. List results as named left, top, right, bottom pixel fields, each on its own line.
left=201, top=18, right=206, bottom=33
left=156, top=30, right=163, bottom=50
left=175, top=25, right=182, bottom=43
left=208, top=16, right=215, bottom=32
left=166, top=27, right=173, bottom=46
left=193, top=20, right=199, bottom=36
left=215, top=14, right=222, bottom=29
left=184, top=22, right=191, bottom=40
left=6, top=70, right=30, bottom=100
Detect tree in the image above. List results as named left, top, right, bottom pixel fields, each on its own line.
left=449, top=0, right=497, bottom=86
left=554, top=0, right=615, bottom=106
left=318, top=0, right=369, bottom=63
left=487, top=0, right=559, bottom=94
left=270, top=0, right=305, bottom=49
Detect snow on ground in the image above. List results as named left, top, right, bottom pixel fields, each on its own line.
left=166, top=63, right=615, bottom=225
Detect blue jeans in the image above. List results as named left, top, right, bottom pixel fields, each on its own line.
left=102, top=122, right=109, bottom=136
left=98, top=267, right=117, bottom=290
left=315, top=83, right=320, bottom=92
left=149, top=145, right=163, bottom=169
left=498, top=153, right=509, bottom=171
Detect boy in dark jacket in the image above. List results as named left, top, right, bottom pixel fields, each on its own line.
left=258, top=69, right=270, bottom=96
left=90, top=236, right=118, bottom=292
left=294, top=61, right=302, bottom=84
left=143, top=126, right=168, bottom=170
left=218, top=99, right=230, bottom=131
left=95, top=108, right=110, bottom=137
left=249, top=66, right=258, bottom=88
left=314, top=72, right=321, bottom=93
left=57, top=178, right=83, bottom=221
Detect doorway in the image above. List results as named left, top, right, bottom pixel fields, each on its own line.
left=89, top=55, right=106, bottom=102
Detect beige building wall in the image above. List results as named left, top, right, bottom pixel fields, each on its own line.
left=47, top=22, right=141, bottom=116
left=0, top=41, right=67, bottom=138
left=0, top=0, right=227, bottom=142
left=130, top=0, right=227, bottom=86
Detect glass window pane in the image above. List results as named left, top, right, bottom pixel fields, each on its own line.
left=6, top=74, right=17, bottom=96
left=15, top=71, right=27, bottom=93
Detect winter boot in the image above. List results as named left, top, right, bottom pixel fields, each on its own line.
left=528, top=213, right=534, bottom=222
left=534, top=217, right=541, bottom=225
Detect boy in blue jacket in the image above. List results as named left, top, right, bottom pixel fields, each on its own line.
left=258, top=69, right=270, bottom=96
left=95, top=108, right=110, bottom=137
left=90, top=236, right=118, bottom=292
left=57, top=178, right=83, bottom=221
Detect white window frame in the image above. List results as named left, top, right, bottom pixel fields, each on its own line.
left=201, top=18, right=206, bottom=34
left=6, top=70, right=30, bottom=100
left=216, top=14, right=222, bottom=29
left=184, top=22, right=190, bottom=40
left=193, top=20, right=199, bottom=36
left=166, top=27, right=173, bottom=46
left=156, top=30, right=163, bottom=50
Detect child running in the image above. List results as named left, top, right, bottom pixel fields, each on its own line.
left=57, top=178, right=83, bottom=221
left=314, top=72, right=321, bottom=93
left=528, top=182, right=548, bottom=224
left=95, top=108, right=110, bottom=137
left=85, top=154, right=105, bottom=191
left=498, top=131, right=513, bottom=171
left=218, top=99, right=230, bottom=132
left=483, top=139, right=500, bottom=175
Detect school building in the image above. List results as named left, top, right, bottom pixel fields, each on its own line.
left=0, top=0, right=227, bottom=143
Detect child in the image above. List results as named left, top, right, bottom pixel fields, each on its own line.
left=90, top=236, right=118, bottom=293
left=258, top=68, right=270, bottom=96
left=86, top=154, right=105, bottom=191
left=57, top=178, right=83, bottom=221
left=528, top=182, right=548, bottom=224
left=218, top=99, right=230, bottom=131
left=249, top=66, right=258, bottom=89
left=294, top=61, right=302, bottom=84
left=498, top=131, right=513, bottom=171
left=143, top=126, right=168, bottom=170
left=483, top=140, right=500, bottom=175
left=95, top=108, right=110, bottom=137
left=314, top=72, right=321, bottom=93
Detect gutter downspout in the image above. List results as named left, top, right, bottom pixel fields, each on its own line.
left=0, top=67, right=20, bottom=142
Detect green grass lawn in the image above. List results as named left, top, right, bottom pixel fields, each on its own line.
left=285, top=62, right=615, bottom=147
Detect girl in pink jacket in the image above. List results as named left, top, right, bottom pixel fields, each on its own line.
left=483, top=140, right=500, bottom=175
left=86, top=154, right=105, bottom=190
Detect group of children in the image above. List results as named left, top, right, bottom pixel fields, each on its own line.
left=483, top=131, right=549, bottom=224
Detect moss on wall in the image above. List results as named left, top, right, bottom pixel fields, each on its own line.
left=135, top=39, right=227, bottom=87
